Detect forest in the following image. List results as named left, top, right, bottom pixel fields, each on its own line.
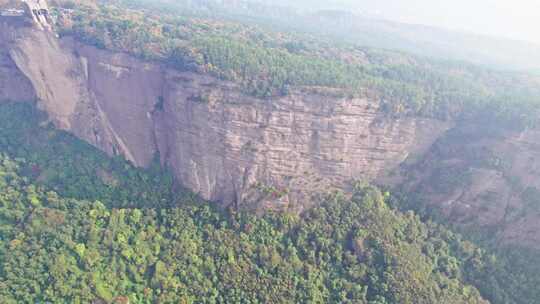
left=48, top=0, right=540, bottom=127
left=1, top=101, right=540, bottom=303
left=1, top=0, right=540, bottom=303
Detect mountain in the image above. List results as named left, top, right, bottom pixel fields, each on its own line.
left=113, top=0, right=540, bottom=71
left=303, top=12, right=540, bottom=72
left=0, top=106, right=493, bottom=302
left=3, top=0, right=540, bottom=302
left=2, top=0, right=540, bottom=245
left=237, top=0, right=540, bottom=71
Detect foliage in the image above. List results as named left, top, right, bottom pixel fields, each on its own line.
left=50, top=0, right=540, bottom=126
left=0, top=101, right=497, bottom=303
left=0, top=153, right=489, bottom=303
left=0, top=99, right=539, bottom=304
left=0, top=101, right=177, bottom=208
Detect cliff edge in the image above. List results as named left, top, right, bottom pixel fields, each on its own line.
left=3, top=0, right=540, bottom=248
left=0, top=6, right=449, bottom=211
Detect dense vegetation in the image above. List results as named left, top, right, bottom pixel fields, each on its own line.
left=1, top=101, right=540, bottom=303
left=0, top=102, right=488, bottom=303
left=1, top=0, right=539, bottom=302
left=48, top=0, right=540, bottom=126
left=0, top=154, right=489, bottom=303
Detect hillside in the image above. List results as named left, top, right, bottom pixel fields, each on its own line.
left=113, top=0, right=540, bottom=72
left=0, top=102, right=492, bottom=303
left=2, top=0, right=540, bottom=303
left=0, top=97, right=539, bottom=304
left=2, top=0, right=540, bottom=241
left=1, top=0, right=540, bottom=245
left=49, top=0, right=540, bottom=124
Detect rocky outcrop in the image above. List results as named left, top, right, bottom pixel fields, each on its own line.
left=400, top=124, right=540, bottom=248
left=158, top=77, right=449, bottom=210
left=0, top=17, right=449, bottom=211
left=0, top=43, right=35, bottom=102
left=5, top=3, right=540, bottom=247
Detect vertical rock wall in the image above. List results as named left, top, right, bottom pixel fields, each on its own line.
left=0, top=21, right=451, bottom=210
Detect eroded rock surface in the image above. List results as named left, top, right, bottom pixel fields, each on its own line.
left=400, top=124, right=540, bottom=248
left=4, top=4, right=540, bottom=247
left=0, top=17, right=449, bottom=211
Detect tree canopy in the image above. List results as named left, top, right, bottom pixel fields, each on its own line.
left=1, top=100, right=540, bottom=303
left=48, top=0, right=540, bottom=127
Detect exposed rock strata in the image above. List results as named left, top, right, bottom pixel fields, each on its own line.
left=400, top=124, right=540, bottom=248
left=0, top=21, right=449, bottom=211
left=4, top=10, right=540, bottom=247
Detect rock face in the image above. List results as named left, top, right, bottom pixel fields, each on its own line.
left=158, top=77, right=449, bottom=210
left=0, top=16, right=449, bottom=211
left=4, top=4, right=540, bottom=247
left=400, top=124, right=540, bottom=248
left=0, top=42, right=35, bottom=102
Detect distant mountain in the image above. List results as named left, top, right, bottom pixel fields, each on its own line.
left=304, top=10, right=540, bottom=71
left=184, top=0, right=540, bottom=71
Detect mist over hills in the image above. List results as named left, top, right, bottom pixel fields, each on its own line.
left=160, top=0, right=540, bottom=71
left=304, top=11, right=540, bottom=71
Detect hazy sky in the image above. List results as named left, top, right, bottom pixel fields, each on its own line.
left=286, top=0, right=540, bottom=45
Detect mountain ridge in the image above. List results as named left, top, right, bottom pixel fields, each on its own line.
left=128, top=0, right=540, bottom=71
left=2, top=0, right=540, bottom=250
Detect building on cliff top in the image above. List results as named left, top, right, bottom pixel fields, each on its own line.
left=1, top=0, right=49, bottom=17
left=0, top=0, right=52, bottom=30
left=0, top=8, right=25, bottom=16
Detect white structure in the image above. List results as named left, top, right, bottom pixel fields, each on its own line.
left=0, top=0, right=52, bottom=30
left=0, top=9, right=26, bottom=17
left=23, top=0, right=52, bottom=31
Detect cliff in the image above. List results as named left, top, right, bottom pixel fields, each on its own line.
left=400, top=124, right=540, bottom=248
left=3, top=5, right=540, bottom=247
left=0, top=14, right=449, bottom=210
